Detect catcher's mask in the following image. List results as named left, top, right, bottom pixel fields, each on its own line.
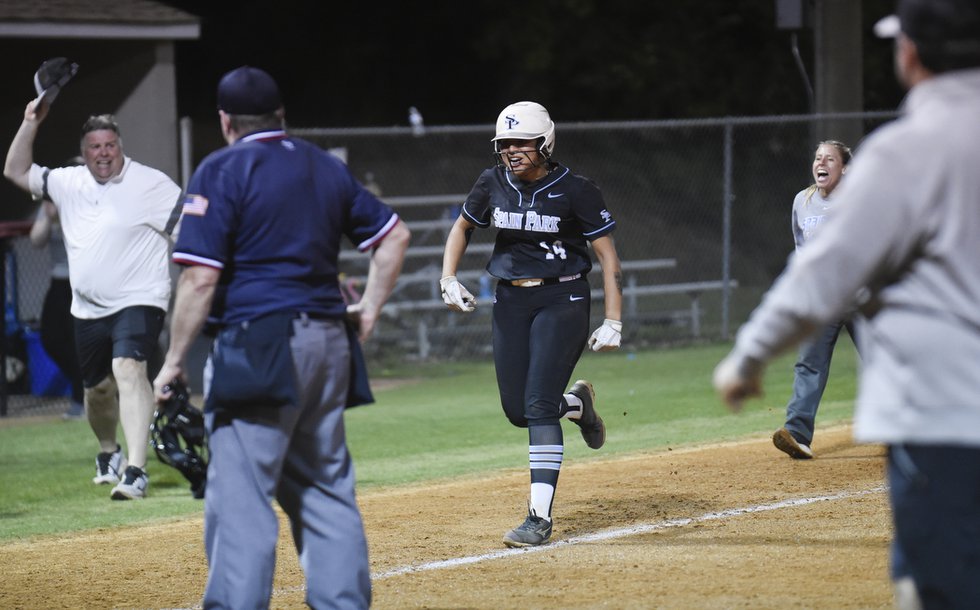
left=151, top=379, right=207, bottom=499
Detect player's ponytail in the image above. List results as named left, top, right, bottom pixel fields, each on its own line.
left=803, top=184, right=818, bottom=207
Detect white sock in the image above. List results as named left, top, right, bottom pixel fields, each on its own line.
left=530, top=482, right=554, bottom=522
left=528, top=444, right=563, bottom=521
left=563, top=393, right=583, bottom=420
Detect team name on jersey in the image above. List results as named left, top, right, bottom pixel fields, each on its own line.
left=800, top=214, right=825, bottom=240
left=492, top=207, right=560, bottom=233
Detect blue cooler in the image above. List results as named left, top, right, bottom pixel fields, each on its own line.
left=24, top=328, right=71, bottom=397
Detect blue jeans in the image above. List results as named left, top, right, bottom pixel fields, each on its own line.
left=783, top=319, right=857, bottom=445
left=888, top=444, right=980, bottom=609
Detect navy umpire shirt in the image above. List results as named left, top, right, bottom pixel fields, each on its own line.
left=173, top=129, right=399, bottom=325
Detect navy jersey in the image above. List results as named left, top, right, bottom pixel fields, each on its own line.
left=461, top=163, right=615, bottom=280
left=173, top=130, right=398, bottom=325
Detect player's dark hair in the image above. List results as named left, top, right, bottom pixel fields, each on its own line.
left=916, top=40, right=980, bottom=73
left=900, top=0, right=980, bottom=73
left=227, top=111, right=284, bottom=135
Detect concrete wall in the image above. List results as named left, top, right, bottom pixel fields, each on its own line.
left=114, top=42, right=180, bottom=180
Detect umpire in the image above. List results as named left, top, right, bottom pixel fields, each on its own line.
left=153, top=66, right=410, bottom=609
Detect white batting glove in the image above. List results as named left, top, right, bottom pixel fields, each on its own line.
left=588, top=319, right=622, bottom=352
left=712, top=351, right=764, bottom=413
left=440, top=276, right=476, bottom=312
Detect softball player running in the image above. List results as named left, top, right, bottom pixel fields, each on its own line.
left=441, top=101, right=623, bottom=547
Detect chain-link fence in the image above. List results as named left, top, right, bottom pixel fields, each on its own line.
left=1, top=111, right=897, bottom=417
left=292, top=111, right=897, bottom=362
left=1, top=228, right=72, bottom=418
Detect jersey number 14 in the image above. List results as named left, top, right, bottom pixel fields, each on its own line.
left=539, top=240, right=567, bottom=260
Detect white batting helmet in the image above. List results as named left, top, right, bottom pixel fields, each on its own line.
left=491, top=101, right=556, bottom=158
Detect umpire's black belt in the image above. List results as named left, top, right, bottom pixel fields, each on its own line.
left=509, top=273, right=581, bottom=288
left=294, top=311, right=334, bottom=321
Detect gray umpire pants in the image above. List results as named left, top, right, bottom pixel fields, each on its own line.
left=202, top=318, right=370, bottom=610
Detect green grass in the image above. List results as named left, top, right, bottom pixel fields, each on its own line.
left=0, top=339, right=859, bottom=542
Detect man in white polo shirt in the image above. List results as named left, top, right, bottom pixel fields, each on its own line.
left=4, top=97, right=182, bottom=500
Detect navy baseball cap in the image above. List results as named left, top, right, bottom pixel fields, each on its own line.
left=875, top=0, right=980, bottom=44
left=216, top=66, right=282, bottom=115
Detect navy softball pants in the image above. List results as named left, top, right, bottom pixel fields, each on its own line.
left=491, top=278, right=590, bottom=428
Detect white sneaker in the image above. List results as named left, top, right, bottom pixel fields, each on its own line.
left=772, top=428, right=813, bottom=459
left=111, top=466, right=148, bottom=500
left=92, top=445, right=127, bottom=484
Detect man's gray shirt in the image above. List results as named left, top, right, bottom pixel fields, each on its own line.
left=731, top=67, right=980, bottom=446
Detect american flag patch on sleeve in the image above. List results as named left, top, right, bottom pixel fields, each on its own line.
left=182, top=194, right=209, bottom=216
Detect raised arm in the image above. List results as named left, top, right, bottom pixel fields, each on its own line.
left=4, top=99, right=48, bottom=193
left=350, top=219, right=411, bottom=341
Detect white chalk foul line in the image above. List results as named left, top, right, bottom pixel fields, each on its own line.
left=370, top=485, right=887, bottom=580
left=175, top=486, right=888, bottom=609
left=172, top=485, right=888, bottom=609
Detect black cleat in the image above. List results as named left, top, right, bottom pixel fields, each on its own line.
left=503, top=508, right=553, bottom=548
left=569, top=379, right=605, bottom=449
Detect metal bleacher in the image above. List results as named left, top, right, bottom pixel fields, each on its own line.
left=339, top=195, right=735, bottom=359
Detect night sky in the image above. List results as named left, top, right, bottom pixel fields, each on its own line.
left=159, top=0, right=903, bottom=129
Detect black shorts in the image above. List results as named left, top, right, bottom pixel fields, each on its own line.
left=74, top=306, right=165, bottom=388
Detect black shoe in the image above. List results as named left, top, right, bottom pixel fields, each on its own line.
left=503, top=508, right=553, bottom=548
left=569, top=379, right=605, bottom=449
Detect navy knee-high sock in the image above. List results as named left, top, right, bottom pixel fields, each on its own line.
left=528, top=423, right=563, bottom=520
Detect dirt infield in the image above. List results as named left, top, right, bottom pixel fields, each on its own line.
left=0, top=425, right=893, bottom=609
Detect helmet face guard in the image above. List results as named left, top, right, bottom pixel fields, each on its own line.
left=491, top=101, right=556, bottom=169
left=492, top=143, right=550, bottom=173
left=151, top=380, right=208, bottom=499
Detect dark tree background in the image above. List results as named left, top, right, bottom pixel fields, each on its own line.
left=159, top=0, right=903, bottom=128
